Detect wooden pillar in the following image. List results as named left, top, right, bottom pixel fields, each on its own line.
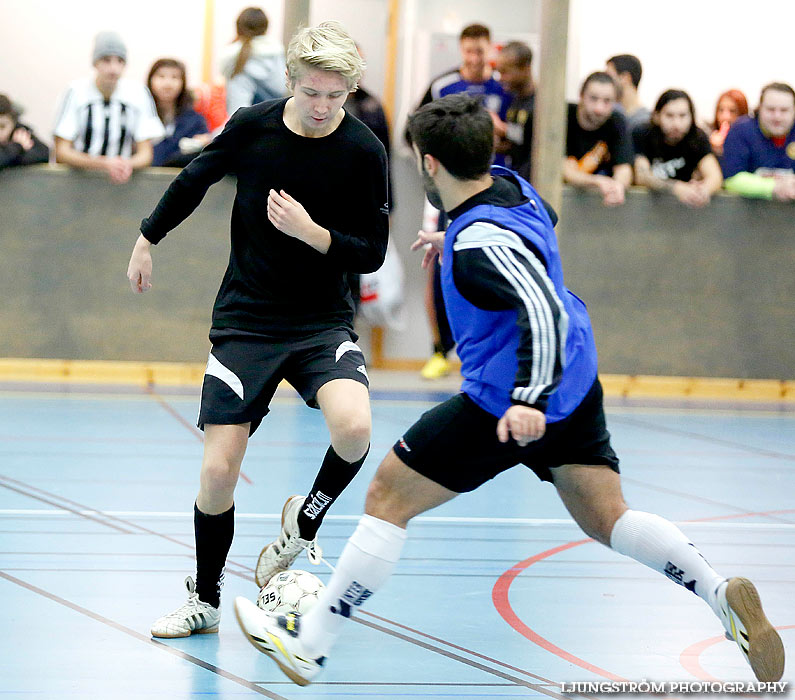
left=382, top=0, right=401, bottom=126
left=283, top=0, right=311, bottom=47
left=530, top=0, right=570, bottom=214
left=201, top=0, right=215, bottom=83
left=370, top=326, right=385, bottom=369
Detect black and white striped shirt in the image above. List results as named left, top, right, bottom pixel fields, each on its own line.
left=54, top=78, right=164, bottom=158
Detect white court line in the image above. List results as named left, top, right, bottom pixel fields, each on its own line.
left=0, top=509, right=794, bottom=529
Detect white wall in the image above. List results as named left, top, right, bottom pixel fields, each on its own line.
left=568, top=0, right=795, bottom=122
left=3, top=0, right=795, bottom=143
left=310, top=0, right=390, bottom=101
left=0, top=0, right=284, bottom=140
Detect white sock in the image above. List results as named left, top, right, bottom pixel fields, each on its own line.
left=610, top=510, right=725, bottom=613
left=300, top=514, right=407, bottom=657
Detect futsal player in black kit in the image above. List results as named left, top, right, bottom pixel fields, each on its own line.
left=126, top=21, right=388, bottom=638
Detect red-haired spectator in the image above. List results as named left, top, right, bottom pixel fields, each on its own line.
left=723, top=82, right=795, bottom=201
left=708, top=89, right=749, bottom=157
left=0, top=94, right=49, bottom=171
left=147, top=58, right=210, bottom=168
left=633, top=89, right=722, bottom=207
left=564, top=72, right=633, bottom=207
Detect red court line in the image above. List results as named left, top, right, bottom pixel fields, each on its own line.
left=492, top=508, right=795, bottom=682
left=144, top=386, right=253, bottom=485
left=492, top=537, right=627, bottom=682
left=679, top=625, right=794, bottom=681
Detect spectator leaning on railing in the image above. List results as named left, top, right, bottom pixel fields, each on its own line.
left=722, top=82, right=795, bottom=201
left=0, top=94, right=49, bottom=171
left=563, top=71, right=633, bottom=207
left=633, top=89, right=722, bottom=207
left=53, top=31, right=164, bottom=184
left=147, top=58, right=210, bottom=168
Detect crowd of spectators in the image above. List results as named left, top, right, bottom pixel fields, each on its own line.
left=2, top=12, right=793, bottom=386
left=2, top=12, right=792, bottom=207
left=409, top=23, right=794, bottom=378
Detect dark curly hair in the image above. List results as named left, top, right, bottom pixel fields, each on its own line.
left=407, top=94, right=493, bottom=180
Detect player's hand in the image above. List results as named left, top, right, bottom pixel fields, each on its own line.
left=11, top=127, right=34, bottom=151
left=127, top=234, right=153, bottom=293
left=267, top=189, right=317, bottom=241
left=496, top=405, right=546, bottom=446
left=410, top=230, right=445, bottom=269
left=106, top=156, right=133, bottom=184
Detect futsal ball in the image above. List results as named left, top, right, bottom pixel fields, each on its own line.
left=257, top=569, right=325, bottom=614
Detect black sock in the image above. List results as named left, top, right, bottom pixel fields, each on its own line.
left=433, top=342, right=447, bottom=357
left=296, top=445, right=369, bottom=540
left=194, top=502, right=234, bottom=608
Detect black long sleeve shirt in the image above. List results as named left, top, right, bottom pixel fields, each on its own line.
left=141, top=98, right=389, bottom=337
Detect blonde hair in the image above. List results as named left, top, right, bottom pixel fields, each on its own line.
left=286, top=21, right=364, bottom=92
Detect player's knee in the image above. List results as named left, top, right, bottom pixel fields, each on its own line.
left=200, top=460, right=238, bottom=496
left=330, top=414, right=371, bottom=462
left=364, top=473, right=406, bottom=526
left=580, top=503, right=627, bottom=545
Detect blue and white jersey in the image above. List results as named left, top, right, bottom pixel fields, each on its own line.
left=420, top=69, right=509, bottom=120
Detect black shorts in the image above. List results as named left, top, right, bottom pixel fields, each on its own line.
left=198, top=327, right=369, bottom=435
left=393, top=378, right=619, bottom=493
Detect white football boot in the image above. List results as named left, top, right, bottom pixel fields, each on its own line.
left=150, top=576, right=221, bottom=638
left=255, top=495, right=322, bottom=587
left=234, top=596, right=325, bottom=686
left=715, top=577, right=784, bottom=681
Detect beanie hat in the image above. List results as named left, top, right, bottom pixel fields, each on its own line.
left=93, top=31, right=127, bottom=63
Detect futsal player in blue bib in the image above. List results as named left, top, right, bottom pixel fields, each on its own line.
left=234, top=94, right=785, bottom=686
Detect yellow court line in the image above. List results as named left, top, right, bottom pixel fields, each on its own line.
left=0, top=358, right=792, bottom=403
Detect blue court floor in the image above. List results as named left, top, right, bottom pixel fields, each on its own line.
left=0, top=380, right=792, bottom=699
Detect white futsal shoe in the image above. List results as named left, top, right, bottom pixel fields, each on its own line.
left=255, top=495, right=322, bottom=587
left=150, top=576, right=221, bottom=638
left=234, top=596, right=325, bottom=686
left=715, top=577, right=784, bottom=681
